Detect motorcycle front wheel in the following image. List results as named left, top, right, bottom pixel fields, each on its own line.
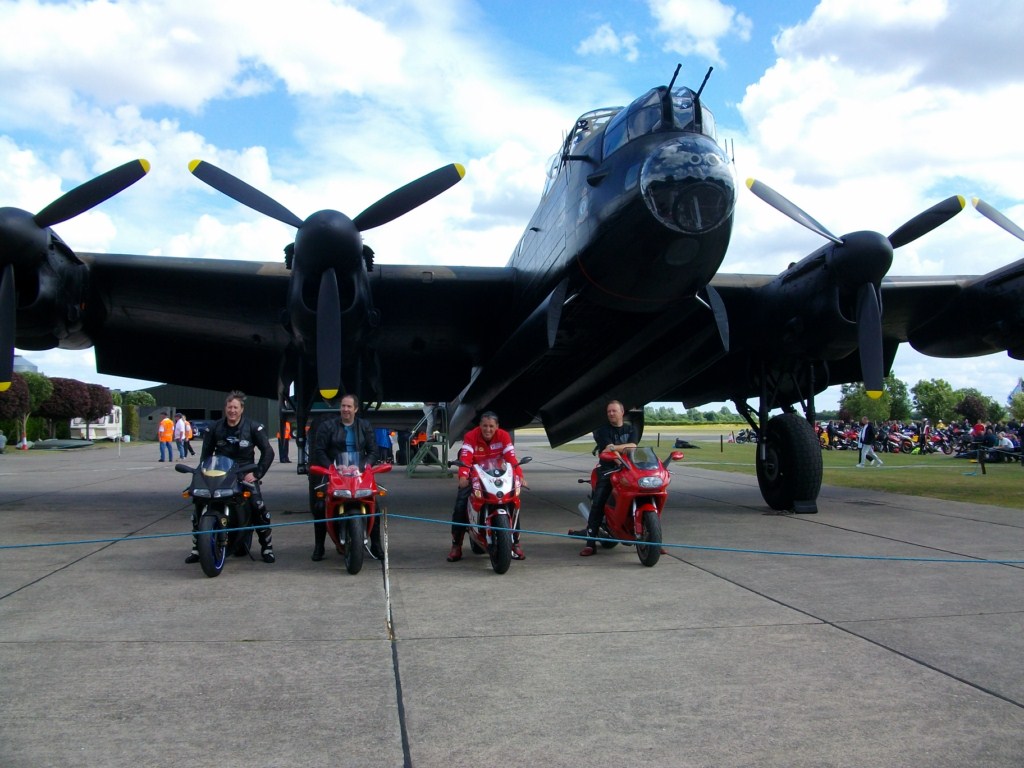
left=635, top=510, right=662, bottom=567
left=488, top=514, right=512, bottom=575
left=197, top=507, right=227, bottom=578
left=344, top=514, right=366, bottom=575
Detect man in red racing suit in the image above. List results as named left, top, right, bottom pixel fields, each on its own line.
left=447, top=411, right=525, bottom=562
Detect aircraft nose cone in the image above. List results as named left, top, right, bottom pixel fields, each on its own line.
left=640, top=136, right=735, bottom=234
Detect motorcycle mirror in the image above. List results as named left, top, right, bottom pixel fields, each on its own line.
left=174, top=464, right=192, bottom=474
left=668, top=450, right=685, bottom=463
left=518, top=456, right=533, bottom=466
left=308, top=465, right=329, bottom=476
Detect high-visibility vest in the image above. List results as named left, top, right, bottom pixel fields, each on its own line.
left=158, top=418, right=174, bottom=442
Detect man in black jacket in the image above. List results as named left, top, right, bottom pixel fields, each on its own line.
left=573, top=400, right=638, bottom=557
left=309, top=393, right=380, bottom=561
left=185, top=390, right=276, bottom=564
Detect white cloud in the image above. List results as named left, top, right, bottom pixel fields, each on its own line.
left=576, top=23, right=640, bottom=63
left=647, top=0, right=752, bottom=63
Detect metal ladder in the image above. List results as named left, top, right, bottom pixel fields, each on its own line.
left=406, top=404, right=452, bottom=477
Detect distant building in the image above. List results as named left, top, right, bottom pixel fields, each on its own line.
left=13, top=356, right=38, bottom=374
left=1009, top=377, right=1024, bottom=405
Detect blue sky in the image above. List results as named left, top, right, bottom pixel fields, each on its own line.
left=3, top=0, right=1023, bottom=411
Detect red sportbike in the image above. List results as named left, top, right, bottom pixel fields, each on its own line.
left=575, top=446, right=684, bottom=567
left=450, top=455, right=532, bottom=574
left=309, top=452, right=392, bottom=575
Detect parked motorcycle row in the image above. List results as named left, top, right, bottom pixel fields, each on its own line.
left=815, top=420, right=1024, bottom=457
left=177, top=445, right=687, bottom=577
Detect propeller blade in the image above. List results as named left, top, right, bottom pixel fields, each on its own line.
left=353, top=163, right=466, bottom=231
left=316, top=268, right=342, bottom=400
left=973, top=197, right=1024, bottom=243
left=856, top=283, right=884, bottom=398
left=887, top=195, right=965, bottom=249
left=34, top=159, right=150, bottom=229
left=0, top=264, right=14, bottom=390
left=189, top=160, right=304, bottom=229
left=745, top=178, right=842, bottom=244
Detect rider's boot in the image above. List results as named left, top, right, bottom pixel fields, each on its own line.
left=447, top=531, right=464, bottom=562
left=312, top=524, right=326, bottom=561
left=185, top=505, right=200, bottom=563
left=579, top=527, right=599, bottom=557
left=256, top=506, right=275, bottom=564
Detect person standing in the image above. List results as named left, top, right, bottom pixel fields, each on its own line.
left=309, top=394, right=379, bottom=561
left=277, top=419, right=292, bottom=463
left=157, top=412, right=174, bottom=462
left=857, top=417, right=883, bottom=467
left=173, top=413, right=188, bottom=459
left=185, top=391, right=276, bottom=564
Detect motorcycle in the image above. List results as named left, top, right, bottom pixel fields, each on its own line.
left=449, top=455, right=532, bottom=574
left=309, top=451, right=392, bottom=575
left=176, top=456, right=260, bottom=578
left=574, top=446, right=684, bottom=567
left=734, top=428, right=758, bottom=444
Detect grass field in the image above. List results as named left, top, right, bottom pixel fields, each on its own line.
left=560, top=424, right=1024, bottom=510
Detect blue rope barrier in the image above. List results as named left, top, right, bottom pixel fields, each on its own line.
left=2, top=510, right=1022, bottom=564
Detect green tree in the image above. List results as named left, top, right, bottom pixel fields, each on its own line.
left=0, top=372, right=31, bottom=442
left=911, top=378, right=959, bottom=423
left=886, top=376, right=912, bottom=421
left=954, top=393, right=987, bottom=424
left=16, top=372, right=53, bottom=444
left=122, top=390, right=156, bottom=407
left=686, top=408, right=704, bottom=423
left=37, top=377, right=89, bottom=438
left=839, top=382, right=891, bottom=423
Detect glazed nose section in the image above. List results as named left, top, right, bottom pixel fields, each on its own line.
left=640, top=135, right=735, bottom=234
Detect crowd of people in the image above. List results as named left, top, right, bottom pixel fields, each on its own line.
left=816, top=417, right=1023, bottom=461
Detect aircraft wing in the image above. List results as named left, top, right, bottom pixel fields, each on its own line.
left=79, top=253, right=513, bottom=402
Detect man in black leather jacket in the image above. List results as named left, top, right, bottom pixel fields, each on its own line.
left=573, top=400, right=637, bottom=557
left=309, top=393, right=380, bottom=561
left=185, top=390, right=276, bottom=564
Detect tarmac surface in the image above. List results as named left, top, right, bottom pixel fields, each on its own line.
left=1, top=435, right=1023, bottom=767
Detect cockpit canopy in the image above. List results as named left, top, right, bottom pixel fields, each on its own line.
left=543, top=86, right=720, bottom=196
left=603, top=86, right=716, bottom=159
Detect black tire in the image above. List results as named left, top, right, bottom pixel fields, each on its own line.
left=756, top=413, right=823, bottom=511
left=488, top=514, right=512, bottom=575
left=469, top=537, right=485, bottom=554
left=635, top=510, right=662, bottom=567
left=344, top=514, right=366, bottom=575
left=197, top=508, right=226, bottom=578
left=942, top=442, right=953, bottom=455
left=901, top=438, right=914, bottom=454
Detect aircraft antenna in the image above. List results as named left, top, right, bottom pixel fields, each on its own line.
left=667, top=63, right=682, bottom=92
left=695, top=66, right=714, bottom=99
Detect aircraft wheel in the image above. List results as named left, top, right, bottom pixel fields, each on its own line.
left=756, top=413, right=822, bottom=511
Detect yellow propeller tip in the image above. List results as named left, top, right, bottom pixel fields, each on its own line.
left=745, top=178, right=756, bottom=189
left=455, top=163, right=466, bottom=179
left=320, top=389, right=339, bottom=400
left=0, top=381, right=10, bottom=392
left=139, top=159, right=151, bottom=174
left=188, top=159, right=202, bottom=173
left=866, top=390, right=883, bottom=400
left=971, top=197, right=981, bottom=207
left=955, top=194, right=965, bottom=209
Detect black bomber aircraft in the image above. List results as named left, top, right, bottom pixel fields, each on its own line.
left=3, top=67, right=1024, bottom=513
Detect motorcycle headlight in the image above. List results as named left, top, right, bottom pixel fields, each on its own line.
left=333, top=489, right=353, bottom=499
left=638, top=476, right=664, bottom=489
left=354, top=489, right=373, bottom=498
left=192, top=488, right=212, bottom=498
left=212, top=489, right=234, bottom=498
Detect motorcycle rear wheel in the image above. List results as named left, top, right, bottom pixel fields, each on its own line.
left=344, top=515, right=366, bottom=575
left=197, top=508, right=226, bottom=578
left=635, top=511, right=662, bottom=567
left=488, top=514, right=512, bottom=575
